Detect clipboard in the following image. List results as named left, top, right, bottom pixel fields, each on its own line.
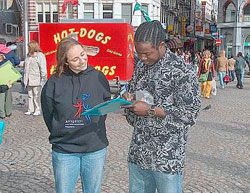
left=82, top=98, right=132, bottom=116
left=0, top=60, right=22, bottom=84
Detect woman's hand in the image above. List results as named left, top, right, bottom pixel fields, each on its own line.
left=6, top=80, right=12, bottom=89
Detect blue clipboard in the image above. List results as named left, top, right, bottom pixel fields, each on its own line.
left=82, top=98, right=132, bottom=116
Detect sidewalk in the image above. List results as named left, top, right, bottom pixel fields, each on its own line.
left=0, top=78, right=250, bottom=192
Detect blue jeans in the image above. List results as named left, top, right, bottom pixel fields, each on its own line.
left=228, top=70, right=235, bottom=82
left=218, top=71, right=226, bottom=88
left=52, top=148, right=107, bottom=193
left=129, top=162, right=183, bottom=193
left=241, top=70, right=245, bottom=84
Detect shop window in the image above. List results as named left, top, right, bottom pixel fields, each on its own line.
left=225, top=3, right=236, bottom=22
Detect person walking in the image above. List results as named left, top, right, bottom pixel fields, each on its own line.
left=0, top=38, right=20, bottom=119
left=24, top=41, right=47, bottom=116
left=228, top=56, right=236, bottom=82
left=41, top=38, right=111, bottom=193
left=198, top=50, right=216, bottom=99
left=235, top=52, right=246, bottom=89
left=216, top=50, right=228, bottom=89
left=122, top=21, right=201, bottom=193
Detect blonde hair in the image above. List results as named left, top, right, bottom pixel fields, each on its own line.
left=28, top=40, right=41, bottom=55
left=218, top=50, right=225, bottom=57
left=203, top=50, right=211, bottom=58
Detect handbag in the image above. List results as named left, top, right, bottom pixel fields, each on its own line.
left=211, top=79, right=217, bottom=96
left=223, top=74, right=230, bottom=84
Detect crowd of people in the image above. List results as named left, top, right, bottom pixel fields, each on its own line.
left=0, top=19, right=249, bottom=193
left=172, top=47, right=248, bottom=100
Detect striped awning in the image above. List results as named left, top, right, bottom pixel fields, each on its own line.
left=167, top=37, right=183, bottom=49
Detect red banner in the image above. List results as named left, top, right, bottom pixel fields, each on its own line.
left=39, top=23, right=134, bottom=81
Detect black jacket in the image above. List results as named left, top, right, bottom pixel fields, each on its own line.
left=41, top=65, right=111, bottom=153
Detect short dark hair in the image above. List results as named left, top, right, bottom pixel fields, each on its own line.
left=134, top=20, right=166, bottom=48
left=237, top=52, right=243, bottom=57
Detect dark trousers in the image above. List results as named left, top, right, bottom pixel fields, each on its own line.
left=235, top=70, right=243, bottom=88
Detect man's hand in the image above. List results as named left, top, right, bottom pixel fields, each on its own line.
left=6, top=80, right=12, bottom=89
left=123, top=101, right=150, bottom=116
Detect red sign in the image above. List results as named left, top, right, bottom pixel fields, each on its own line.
left=205, top=29, right=210, bottom=34
left=201, top=1, right=206, bottom=6
left=216, top=39, right=221, bottom=45
left=39, top=23, right=134, bottom=81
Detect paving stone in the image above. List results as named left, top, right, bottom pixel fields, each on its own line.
left=0, top=79, right=250, bottom=192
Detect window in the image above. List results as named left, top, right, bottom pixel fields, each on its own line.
left=83, top=3, right=94, bottom=19
left=103, top=4, right=113, bottom=19
left=122, top=4, right=132, bottom=23
left=141, top=4, right=148, bottom=23
left=52, top=4, right=58, bottom=22
left=37, top=3, right=59, bottom=23
left=244, top=4, right=250, bottom=22
left=45, top=4, right=51, bottom=23
left=225, top=3, right=236, bottom=22
left=67, top=3, right=73, bottom=19
left=37, top=3, right=43, bottom=22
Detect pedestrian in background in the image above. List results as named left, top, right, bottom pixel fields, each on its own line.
left=41, top=38, right=111, bottom=193
left=228, top=56, right=235, bottom=82
left=24, top=40, right=47, bottom=116
left=198, top=50, right=216, bottom=99
left=123, top=20, right=201, bottom=193
left=216, top=50, right=228, bottom=89
left=235, top=52, right=246, bottom=89
left=0, top=38, right=20, bottom=119
left=0, top=38, right=20, bottom=66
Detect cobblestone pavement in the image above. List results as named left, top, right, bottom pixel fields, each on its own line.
left=0, top=78, right=250, bottom=193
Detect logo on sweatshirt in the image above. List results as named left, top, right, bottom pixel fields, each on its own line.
left=73, top=93, right=92, bottom=123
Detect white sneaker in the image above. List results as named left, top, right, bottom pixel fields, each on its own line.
left=33, top=111, right=41, bottom=116
left=24, top=111, right=32, bottom=115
